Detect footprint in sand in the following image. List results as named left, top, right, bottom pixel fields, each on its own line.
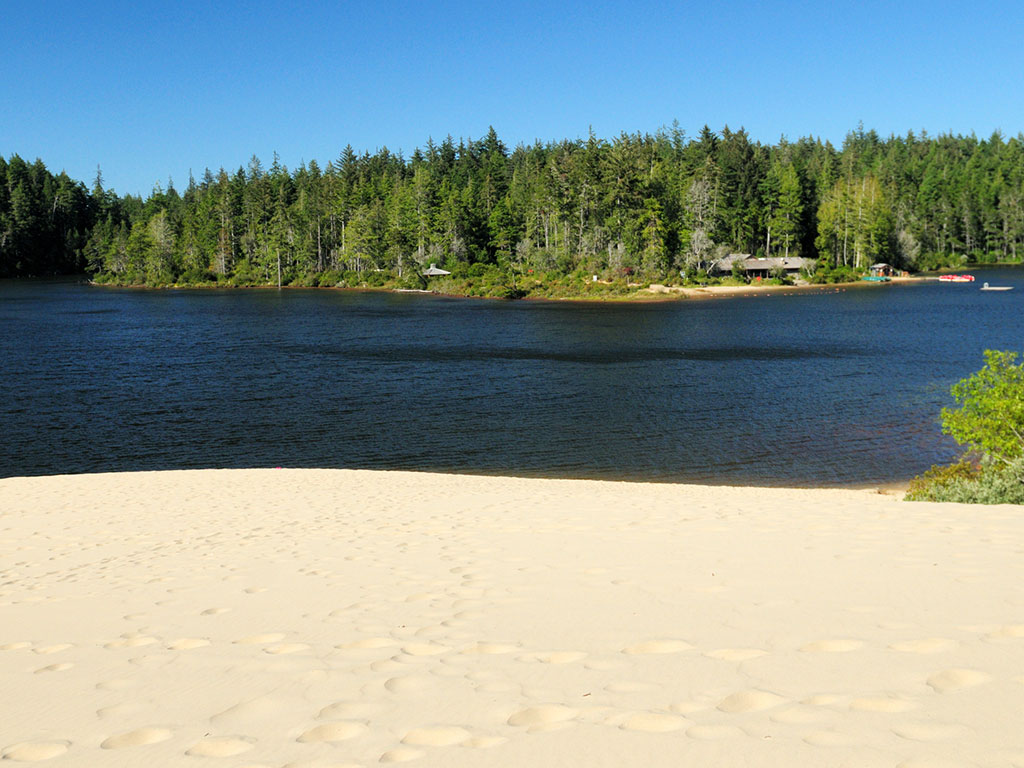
left=892, top=722, right=971, bottom=741
left=264, top=643, right=310, bottom=655
left=105, top=636, right=158, bottom=649
left=849, top=697, right=918, bottom=713
left=518, top=651, right=587, bottom=664
left=210, top=696, right=296, bottom=728
left=507, top=705, right=579, bottom=729
left=405, top=592, right=443, bottom=603
left=185, top=736, right=254, bottom=757
left=803, top=730, right=856, bottom=746
left=167, top=638, right=209, bottom=650
left=618, top=713, right=686, bottom=732
left=704, top=648, right=767, bottom=661
left=717, top=690, right=787, bottom=713
left=34, top=663, right=73, bottom=673
left=463, top=736, right=507, bottom=748
left=100, top=727, right=172, bottom=749
left=401, top=726, right=471, bottom=746
left=200, top=607, right=230, bottom=616
left=400, top=643, right=450, bottom=657
left=96, top=703, right=143, bottom=719
left=622, top=639, right=692, bottom=655
left=337, top=637, right=397, bottom=650
left=296, top=722, right=367, bottom=743
left=926, top=668, right=992, bottom=692
left=371, top=658, right=406, bottom=673
left=319, top=701, right=386, bottom=719
left=96, top=678, right=136, bottom=691
left=461, top=642, right=518, bottom=655
left=984, top=625, right=1024, bottom=641
left=1, top=741, right=70, bottom=761
left=234, top=633, right=287, bottom=645
left=385, top=675, right=433, bottom=694
left=889, top=638, right=957, bottom=654
left=799, top=639, right=864, bottom=653
left=33, top=643, right=72, bottom=655
left=380, top=746, right=424, bottom=763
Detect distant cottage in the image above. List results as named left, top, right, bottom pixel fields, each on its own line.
left=710, top=254, right=812, bottom=279
left=421, top=263, right=451, bottom=277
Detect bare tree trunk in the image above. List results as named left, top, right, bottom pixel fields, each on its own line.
left=316, top=219, right=322, bottom=272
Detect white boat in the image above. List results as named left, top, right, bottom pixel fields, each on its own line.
left=980, top=282, right=1013, bottom=291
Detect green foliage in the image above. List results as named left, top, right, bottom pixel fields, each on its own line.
left=816, top=176, right=893, bottom=268
left=904, top=458, right=981, bottom=501
left=941, top=350, right=1024, bottom=461
left=905, top=457, right=1024, bottom=504
left=907, top=350, right=1024, bottom=504
left=807, top=263, right=859, bottom=284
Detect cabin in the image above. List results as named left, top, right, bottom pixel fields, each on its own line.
left=869, top=263, right=895, bottom=277
left=710, top=254, right=750, bottom=274
left=710, top=255, right=812, bottom=279
left=421, top=263, right=451, bottom=277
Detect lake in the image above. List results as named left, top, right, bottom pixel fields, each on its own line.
left=2, top=269, right=1022, bottom=486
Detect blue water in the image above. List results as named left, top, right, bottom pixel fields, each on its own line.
left=2, top=269, right=1022, bottom=485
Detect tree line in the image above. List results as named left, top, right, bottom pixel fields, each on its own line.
left=4, top=124, right=1024, bottom=285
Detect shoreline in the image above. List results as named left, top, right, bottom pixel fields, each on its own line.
left=0, top=464, right=914, bottom=494
left=85, top=275, right=922, bottom=303
left=2, top=467, right=1019, bottom=767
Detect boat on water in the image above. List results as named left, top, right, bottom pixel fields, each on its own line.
left=861, top=275, right=891, bottom=282
left=938, top=274, right=975, bottom=282
left=980, top=282, right=1013, bottom=291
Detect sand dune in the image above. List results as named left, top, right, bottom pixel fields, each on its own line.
left=1, top=469, right=1023, bottom=766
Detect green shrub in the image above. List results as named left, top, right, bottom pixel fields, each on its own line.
left=809, top=265, right=858, bottom=284
left=288, top=272, right=318, bottom=287
left=316, top=270, right=343, bottom=287
left=904, top=458, right=981, bottom=501
left=907, top=350, right=1024, bottom=504
left=179, top=267, right=215, bottom=284
left=907, top=458, right=1024, bottom=504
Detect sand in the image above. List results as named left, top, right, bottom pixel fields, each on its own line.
left=1, top=468, right=1022, bottom=767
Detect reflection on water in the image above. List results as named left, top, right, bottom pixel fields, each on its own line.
left=2, top=269, right=1022, bottom=486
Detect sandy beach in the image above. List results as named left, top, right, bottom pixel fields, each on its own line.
left=1, top=469, right=1022, bottom=767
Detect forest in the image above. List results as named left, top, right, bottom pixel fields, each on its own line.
left=4, top=124, right=1024, bottom=296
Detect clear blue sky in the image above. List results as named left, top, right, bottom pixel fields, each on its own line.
left=2, top=0, right=1021, bottom=197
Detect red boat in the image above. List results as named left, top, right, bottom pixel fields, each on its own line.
left=938, top=274, right=975, bottom=282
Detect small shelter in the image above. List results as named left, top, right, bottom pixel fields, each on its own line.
left=869, top=263, right=895, bottom=277
left=422, top=263, right=451, bottom=277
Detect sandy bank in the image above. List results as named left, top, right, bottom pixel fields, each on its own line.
left=1, top=469, right=1022, bottom=766
left=644, top=279, right=917, bottom=300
